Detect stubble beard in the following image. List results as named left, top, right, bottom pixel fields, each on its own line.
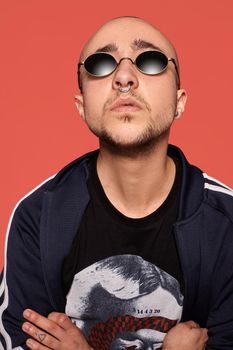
left=85, top=90, right=176, bottom=157
left=88, top=109, right=175, bottom=158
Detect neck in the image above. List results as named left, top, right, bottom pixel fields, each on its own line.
left=96, top=136, right=176, bottom=218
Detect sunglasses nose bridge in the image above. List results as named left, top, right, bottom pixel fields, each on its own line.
left=117, top=56, right=134, bottom=66
left=114, top=56, right=138, bottom=74
left=112, top=56, right=139, bottom=91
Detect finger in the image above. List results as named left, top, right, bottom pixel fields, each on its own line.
left=185, top=320, right=200, bottom=329
left=22, top=322, right=59, bottom=349
left=191, top=327, right=209, bottom=344
left=48, top=312, right=75, bottom=331
left=23, top=309, right=65, bottom=340
left=194, top=327, right=208, bottom=338
left=201, top=328, right=209, bottom=342
left=48, top=314, right=89, bottom=346
left=26, top=338, right=49, bottom=350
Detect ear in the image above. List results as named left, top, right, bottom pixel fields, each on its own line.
left=175, top=88, right=188, bottom=119
left=74, top=94, right=85, bottom=120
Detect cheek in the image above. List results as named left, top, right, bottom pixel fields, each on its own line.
left=82, top=90, right=106, bottom=128
left=146, top=82, right=177, bottom=110
left=82, top=81, right=109, bottom=115
left=82, top=91, right=101, bottom=118
left=82, top=76, right=110, bottom=98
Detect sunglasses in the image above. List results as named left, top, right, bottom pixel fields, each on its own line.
left=78, top=50, right=180, bottom=89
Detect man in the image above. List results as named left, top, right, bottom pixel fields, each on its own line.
left=0, top=15, right=232, bottom=349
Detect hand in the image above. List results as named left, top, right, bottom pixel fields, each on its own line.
left=163, top=320, right=208, bottom=350
left=22, top=309, right=94, bottom=350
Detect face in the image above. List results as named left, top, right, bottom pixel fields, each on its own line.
left=77, top=18, right=187, bottom=153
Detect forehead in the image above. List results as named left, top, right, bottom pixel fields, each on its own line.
left=81, top=18, right=176, bottom=59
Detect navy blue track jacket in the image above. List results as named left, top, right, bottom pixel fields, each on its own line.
left=1, top=144, right=233, bottom=349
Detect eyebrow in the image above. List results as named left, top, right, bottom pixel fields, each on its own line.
left=94, top=39, right=163, bottom=54
left=131, top=39, right=163, bottom=51
left=95, top=43, right=118, bottom=53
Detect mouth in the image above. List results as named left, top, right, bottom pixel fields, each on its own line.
left=110, top=98, right=143, bottom=112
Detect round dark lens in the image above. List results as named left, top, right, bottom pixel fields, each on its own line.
left=84, top=53, right=116, bottom=76
left=136, top=51, right=168, bottom=75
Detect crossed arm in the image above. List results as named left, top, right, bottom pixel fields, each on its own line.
left=22, top=309, right=208, bottom=350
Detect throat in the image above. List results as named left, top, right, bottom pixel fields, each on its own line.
left=96, top=151, right=176, bottom=219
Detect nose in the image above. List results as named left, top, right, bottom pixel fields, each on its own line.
left=112, top=58, right=139, bottom=91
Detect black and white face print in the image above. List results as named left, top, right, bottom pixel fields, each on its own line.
left=65, top=255, right=183, bottom=350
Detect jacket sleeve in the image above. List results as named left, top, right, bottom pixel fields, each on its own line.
left=205, top=220, right=233, bottom=349
left=0, top=190, right=55, bottom=350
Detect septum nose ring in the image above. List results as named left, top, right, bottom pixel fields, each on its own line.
left=118, top=84, right=131, bottom=93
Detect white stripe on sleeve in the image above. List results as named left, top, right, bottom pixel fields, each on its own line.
left=0, top=174, right=55, bottom=350
left=204, top=183, right=233, bottom=197
left=203, top=173, right=233, bottom=191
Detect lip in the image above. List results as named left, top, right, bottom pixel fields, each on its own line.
left=109, top=98, right=143, bottom=112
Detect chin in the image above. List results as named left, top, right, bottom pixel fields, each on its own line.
left=99, top=129, right=165, bottom=157
left=88, top=118, right=172, bottom=156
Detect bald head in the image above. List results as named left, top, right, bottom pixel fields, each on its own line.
left=78, top=16, right=180, bottom=90
left=80, top=16, right=179, bottom=64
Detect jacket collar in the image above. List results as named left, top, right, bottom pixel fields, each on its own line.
left=167, top=145, right=204, bottom=222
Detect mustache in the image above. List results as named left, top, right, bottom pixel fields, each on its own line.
left=103, top=90, right=151, bottom=113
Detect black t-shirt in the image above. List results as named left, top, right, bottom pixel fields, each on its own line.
left=62, top=154, right=184, bottom=350
left=63, top=154, right=183, bottom=294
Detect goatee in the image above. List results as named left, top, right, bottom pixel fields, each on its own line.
left=91, top=122, right=170, bottom=158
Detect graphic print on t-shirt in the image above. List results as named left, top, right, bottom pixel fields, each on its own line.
left=65, top=255, right=183, bottom=350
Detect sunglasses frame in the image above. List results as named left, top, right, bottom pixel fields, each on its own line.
left=78, top=50, right=180, bottom=90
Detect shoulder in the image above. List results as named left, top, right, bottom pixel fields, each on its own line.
left=202, top=172, right=233, bottom=223
left=12, top=150, right=98, bottom=221
left=168, top=144, right=233, bottom=223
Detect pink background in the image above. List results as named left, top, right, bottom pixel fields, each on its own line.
left=1, top=0, right=233, bottom=267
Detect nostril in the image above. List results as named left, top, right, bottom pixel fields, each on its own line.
left=116, top=81, right=133, bottom=87
left=112, top=63, right=139, bottom=91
